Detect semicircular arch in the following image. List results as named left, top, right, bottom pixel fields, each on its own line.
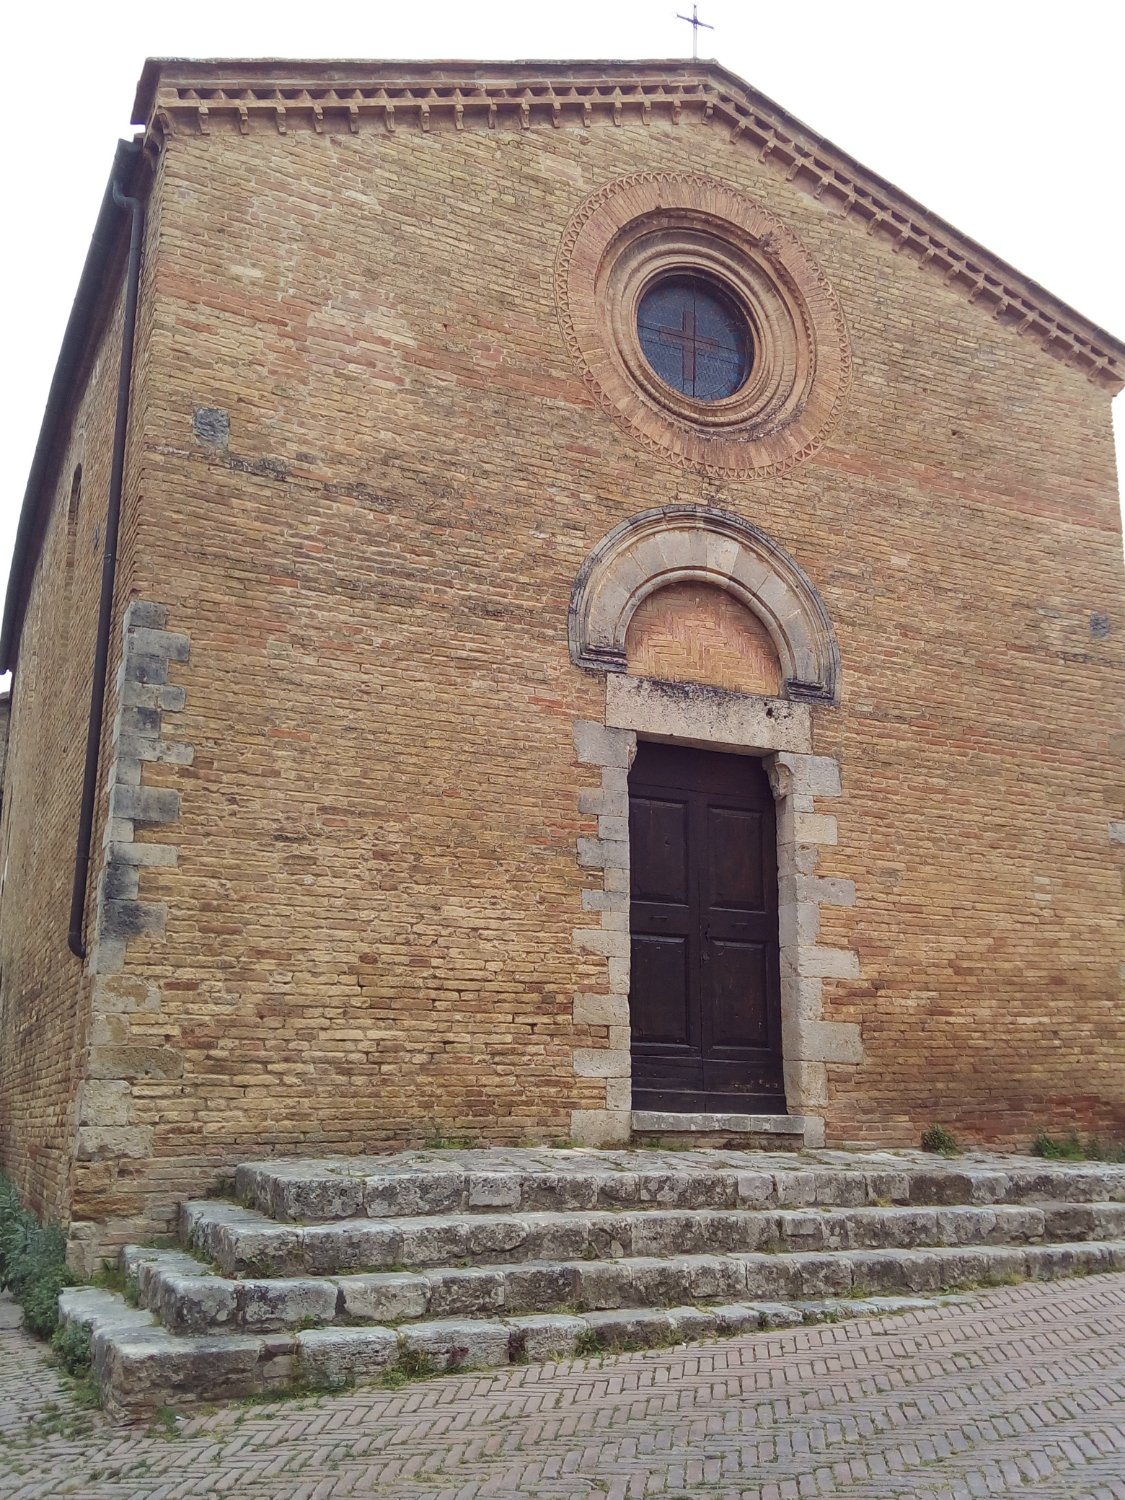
left=569, top=505, right=840, bottom=704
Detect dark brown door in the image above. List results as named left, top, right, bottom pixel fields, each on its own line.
left=628, top=741, right=784, bottom=1113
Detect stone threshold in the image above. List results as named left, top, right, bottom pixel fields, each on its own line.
left=631, top=1111, right=808, bottom=1136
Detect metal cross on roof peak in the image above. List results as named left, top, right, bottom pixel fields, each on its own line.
left=676, top=4, right=714, bottom=60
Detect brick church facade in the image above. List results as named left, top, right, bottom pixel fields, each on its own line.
left=0, top=59, right=1122, bottom=1264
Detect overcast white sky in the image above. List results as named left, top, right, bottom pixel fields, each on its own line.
left=2, top=0, right=1123, bottom=605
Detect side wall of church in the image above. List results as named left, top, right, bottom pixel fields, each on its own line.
left=0, top=154, right=169, bottom=1237
left=52, top=100, right=1122, bottom=1245
left=0, top=282, right=142, bottom=1226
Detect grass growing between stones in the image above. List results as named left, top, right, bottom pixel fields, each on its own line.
left=17, top=1393, right=101, bottom=1444
left=229, top=1380, right=335, bottom=1415
left=379, top=1347, right=437, bottom=1387
left=974, top=1269, right=1023, bottom=1288
left=93, top=1262, right=141, bottom=1307
left=92, top=1259, right=129, bottom=1296
left=1031, top=1131, right=1125, bottom=1163
left=149, top=1406, right=185, bottom=1438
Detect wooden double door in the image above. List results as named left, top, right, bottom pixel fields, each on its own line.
left=628, top=742, right=785, bottom=1114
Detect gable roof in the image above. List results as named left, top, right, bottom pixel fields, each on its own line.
left=3, top=59, right=1122, bottom=673
left=133, top=57, right=1125, bottom=392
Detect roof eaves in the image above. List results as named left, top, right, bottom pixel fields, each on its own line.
left=131, top=57, right=1125, bottom=380
left=0, top=139, right=143, bottom=674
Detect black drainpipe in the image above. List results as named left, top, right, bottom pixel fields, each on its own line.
left=68, top=176, right=146, bottom=959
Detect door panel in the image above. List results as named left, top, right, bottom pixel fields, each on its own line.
left=628, top=742, right=783, bottom=1114
left=630, top=935, right=691, bottom=1047
left=630, top=797, right=689, bottom=904
left=706, top=806, right=764, bottom=912
left=707, top=940, right=769, bottom=1049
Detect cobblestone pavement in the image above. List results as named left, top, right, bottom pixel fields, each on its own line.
left=1, top=1273, right=1123, bottom=1499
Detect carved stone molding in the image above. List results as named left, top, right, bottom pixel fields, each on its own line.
left=570, top=506, right=841, bottom=704
left=555, top=172, right=851, bottom=476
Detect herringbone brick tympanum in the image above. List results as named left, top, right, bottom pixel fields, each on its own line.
left=3, top=1272, right=1124, bottom=1498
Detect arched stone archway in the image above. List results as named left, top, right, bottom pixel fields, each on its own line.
left=568, top=505, right=840, bottom=704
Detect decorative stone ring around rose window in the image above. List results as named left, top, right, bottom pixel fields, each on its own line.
left=555, top=171, right=851, bottom=477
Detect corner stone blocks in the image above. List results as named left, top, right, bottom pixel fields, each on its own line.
left=70, top=601, right=192, bottom=1271
left=767, top=750, right=861, bottom=1139
left=94, top=599, right=191, bottom=972
left=572, top=720, right=636, bottom=1146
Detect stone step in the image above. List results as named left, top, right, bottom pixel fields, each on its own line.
left=60, top=1284, right=939, bottom=1420
left=234, top=1148, right=1125, bottom=1223
left=183, top=1196, right=1125, bottom=1279
left=59, top=1243, right=1125, bottom=1420
left=130, top=1234, right=1125, bottom=1335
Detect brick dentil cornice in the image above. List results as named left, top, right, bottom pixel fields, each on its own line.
left=133, top=58, right=1124, bottom=393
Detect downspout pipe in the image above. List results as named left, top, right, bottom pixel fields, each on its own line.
left=68, top=176, right=146, bottom=960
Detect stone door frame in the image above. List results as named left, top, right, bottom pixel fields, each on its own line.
left=567, top=509, right=863, bottom=1148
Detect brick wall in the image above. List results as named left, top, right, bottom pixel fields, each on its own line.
left=0, top=148, right=167, bottom=1230
left=0, top=282, right=137, bottom=1223
left=4, top=72, right=1123, bottom=1243
left=626, top=583, right=783, bottom=695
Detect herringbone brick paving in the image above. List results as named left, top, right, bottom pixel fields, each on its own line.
left=2, top=1274, right=1123, bottom=1498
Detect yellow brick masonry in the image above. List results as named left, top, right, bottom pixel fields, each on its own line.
left=2, top=67, right=1123, bottom=1252
left=0, top=157, right=168, bottom=1229
left=0, top=293, right=132, bottom=1226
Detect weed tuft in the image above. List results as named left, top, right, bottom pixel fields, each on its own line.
left=50, top=1318, right=93, bottom=1377
left=93, top=1259, right=128, bottom=1295
left=920, top=1125, right=961, bottom=1157
left=398, top=1347, right=436, bottom=1380
left=0, top=1173, right=75, bottom=1337
left=1031, top=1130, right=1084, bottom=1160
left=149, top=1406, right=184, bottom=1438
left=575, top=1327, right=603, bottom=1356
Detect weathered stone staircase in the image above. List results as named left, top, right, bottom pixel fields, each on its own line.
left=60, top=1146, right=1125, bottom=1420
